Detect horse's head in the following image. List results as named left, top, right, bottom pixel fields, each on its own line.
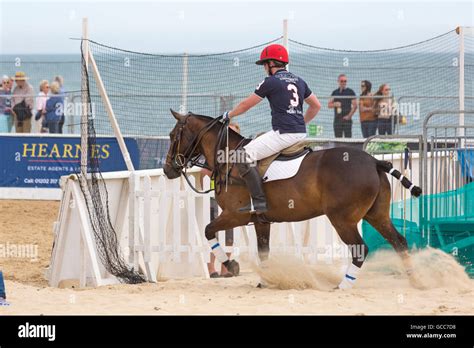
left=163, top=109, right=206, bottom=179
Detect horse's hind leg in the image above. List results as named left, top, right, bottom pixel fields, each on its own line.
left=253, top=222, right=271, bottom=288
left=364, top=174, right=425, bottom=289
left=327, top=216, right=368, bottom=290
left=254, top=222, right=270, bottom=262
left=364, top=215, right=425, bottom=289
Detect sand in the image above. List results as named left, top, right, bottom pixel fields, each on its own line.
left=1, top=200, right=473, bottom=315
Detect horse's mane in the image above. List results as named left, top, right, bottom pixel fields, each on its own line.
left=187, top=112, right=244, bottom=140
left=187, top=112, right=214, bottom=122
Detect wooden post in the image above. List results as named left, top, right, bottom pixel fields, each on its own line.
left=88, top=52, right=135, bottom=171
left=81, top=18, right=89, bottom=177
left=181, top=53, right=189, bottom=113
left=283, top=19, right=289, bottom=71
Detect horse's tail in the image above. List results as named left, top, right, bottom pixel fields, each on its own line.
left=376, top=160, right=422, bottom=197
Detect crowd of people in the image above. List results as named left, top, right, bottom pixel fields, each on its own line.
left=328, top=74, right=401, bottom=138
left=0, top=72, right=66, bottom=134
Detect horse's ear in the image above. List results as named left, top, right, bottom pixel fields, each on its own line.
left=170, top=109, right=186, bottom=121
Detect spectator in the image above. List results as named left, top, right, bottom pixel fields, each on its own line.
left=328, top=74, right=357, bottom=138
left=374, top=84, right=397, bottom=135
left=2, top=76, right=13, bottom=94
left=53, top=76, right=65, bottom=133
left=0, top=76, right=12, bottom=132
left=202, top=122, right=240, bottom=278
left=11, top=72, right=34, bottom=133
left=35, top=80, right=49, bottom=133
left=45, top=82, right=64, bottom=134
left=359, top=80, right=377, bottom=138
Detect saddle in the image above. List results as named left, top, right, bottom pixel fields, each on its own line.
left=239, top=138, right=312, bottom=177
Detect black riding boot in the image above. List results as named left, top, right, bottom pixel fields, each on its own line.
left=236, top=161, right=268, bottom=214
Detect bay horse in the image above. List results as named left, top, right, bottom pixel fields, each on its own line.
left=163, top=110, right=423, bottom=289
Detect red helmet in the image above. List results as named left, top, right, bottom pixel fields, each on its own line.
left=255, top=44, right=289, bottom=65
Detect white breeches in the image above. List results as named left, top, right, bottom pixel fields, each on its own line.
left=243, top=129, right=307, bottom=162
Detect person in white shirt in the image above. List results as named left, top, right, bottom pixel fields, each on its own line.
left=35, top=80, right=49, bottom=133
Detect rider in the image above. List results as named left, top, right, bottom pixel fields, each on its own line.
left=223, top=44, right=321, bottom=214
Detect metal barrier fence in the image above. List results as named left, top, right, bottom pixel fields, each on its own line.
left=421, top=110, right=474, bottom=243
left=422, top=110, right=474, bottom=196
left=359, top=111, right=474, bottom=255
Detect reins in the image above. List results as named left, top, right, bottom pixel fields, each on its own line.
left=172, top=115, right=239, bottom=194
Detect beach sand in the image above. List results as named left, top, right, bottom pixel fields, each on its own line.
left=1, top=200, right=473, bottom=315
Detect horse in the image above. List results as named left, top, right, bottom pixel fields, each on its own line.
left=163, top=110, right=423, bottom=289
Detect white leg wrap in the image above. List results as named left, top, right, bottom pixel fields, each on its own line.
left=208, top=238, right=228, bottom=263
left=338, top=263, right=361, bottom=290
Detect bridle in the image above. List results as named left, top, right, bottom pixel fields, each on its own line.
left=168, top=114, right=230, bottom=194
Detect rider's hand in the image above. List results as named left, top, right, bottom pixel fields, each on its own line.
left=221, top=111, right=231, bottom=122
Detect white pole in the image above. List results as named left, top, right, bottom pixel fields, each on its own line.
left=182, top=53, right=188, bottom=113
left=283, top=19, right=289, bottom=71
left=81, top=18, right=89, bottom=177
left=458, top=26, right=465, bottom=137
left=89, top=51, right=135, bottom=171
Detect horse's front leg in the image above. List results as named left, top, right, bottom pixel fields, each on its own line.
left=204, top=212, right=249, bottom=276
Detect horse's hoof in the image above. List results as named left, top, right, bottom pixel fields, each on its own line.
left=408, top=274, right=427, bottom=290
left=226, top=260, right=240, bottom=276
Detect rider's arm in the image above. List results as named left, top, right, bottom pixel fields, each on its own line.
left=228, top=93, right=262, bottom=118
left=304, top=94, right=321, bottom=124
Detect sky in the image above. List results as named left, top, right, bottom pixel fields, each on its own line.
left=0, top=0, right=472, bottom=54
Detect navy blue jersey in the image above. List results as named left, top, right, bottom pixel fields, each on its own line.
left=254, top=69, right=312, bottom=134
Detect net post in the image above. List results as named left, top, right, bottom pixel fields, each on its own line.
left=88, top=51, right=135, bottom=171
left=457, top=26, right=465, bottom=137
left=181, top=53, right=189, bottom=113
left=283, top=19, right=289, bottom=71
left=81, top=17, right=89, bottom=177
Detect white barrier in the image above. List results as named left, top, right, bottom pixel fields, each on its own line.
left=47, top=167, right=351, bottom=288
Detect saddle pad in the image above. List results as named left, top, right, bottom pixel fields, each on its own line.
left=262, top=152, right=309, bottom=183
